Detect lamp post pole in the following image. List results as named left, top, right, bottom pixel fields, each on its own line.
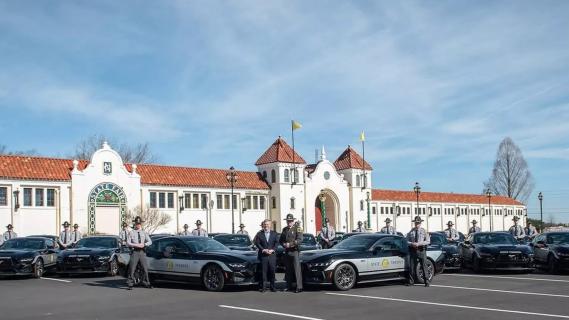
left=414, top=182, right=421, bottom=218
left=366, top=191, right=371, bottom=230
left=538, top=192, right=543, bottom=231
left=486, top=189, right=492, bottom=231
left=226, top=167, right=238, bottom=234
left=319, top=190, right=327, bottom=229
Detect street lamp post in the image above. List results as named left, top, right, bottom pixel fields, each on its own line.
left=486, top=189, right=492, bottom=231
left=319, top=190, right=327, bottom=228
left=538, top=192, right=543, bottom=231
left=413, top=182, right=421, bottom=217
left=366, top=191, right=371, bottom=230
left=226, top=166, right=238, bottom=234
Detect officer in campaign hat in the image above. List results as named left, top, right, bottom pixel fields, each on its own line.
left=468, top=220, right=481, bottom=235
left=524, top=221, right=538, bottom=239
left=444, top=221, right=459, bottom=242
left=354, top=220, right=367, bottom=233
left=319, top=218, right=335, bottom=248
left=191, top=220, right=208, bottom=237
left=236, top=223, right=248, bottom=235
left=2, top=224, right=17, bottom=244
left=279, top=214, right=303, bottom=292
left=58, top=221, right=73, bottom=249
left=126, top=216, right=152, bottom=290
left=406, top=216, right=431, bottom=287
left=509, top=216, right=526, bottom=240
left=179, top=223, right=191, bottom=236
left=380, top=218, right=396, bottom=235
left=119, top=221, right=130, bottom=245
left=71, top=224, right=82, bottom=244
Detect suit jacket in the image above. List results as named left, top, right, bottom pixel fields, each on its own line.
left=254, top=230, right=278, bottom=258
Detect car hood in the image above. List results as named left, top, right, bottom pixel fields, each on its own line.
left=0, top=249, right=36, bottom=259
left=198, top=250, right=259, bottom=263
left=477, top=244, right=532, bottom=254
left=225, top=245, right=255, bottom=251
left=442, top=244, right=459, bottom=255
left=554, top=244, right=569, bottom=254
left=300, top=249, right=356, bottom=263
left=60, top=248, right=114, bottom=257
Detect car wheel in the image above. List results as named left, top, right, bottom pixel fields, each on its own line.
left=333, top=263, right=356, bottom=291
left=472, top=255, right=482, bottom=273
left=548, top=255, right=558, bottom=274
left=33, top=259, right=44, bottom=279
left=415, top=259, right=434, bottom=284
left=202, top=264, right=225, bottom=292
left=108, top=257, right=119, bottom=277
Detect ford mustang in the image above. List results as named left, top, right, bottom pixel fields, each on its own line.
left=532, top=232, right=569, bottom=273
left=301, top=233, right=434, bottom=291
left=0, top=237, right=59, bottom=278
left=431, top=232, right=462, bottom=271
left=213, top=234, right=256, bottom=251
left=143, top=236, right=260, bottom=291
left=459, top=232, right=534, bottom=272
left=57, top=236, right=129, bottom=276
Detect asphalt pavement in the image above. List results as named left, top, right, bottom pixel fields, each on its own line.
left=1, top=271, right=569, bottom=320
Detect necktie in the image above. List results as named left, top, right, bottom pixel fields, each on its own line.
left=9, top=232, right=11, bottom=240
left=64, top=232, right=67, bottom=243
left=414, top=229, right=419, bottom=243
left=138, top=231, right=141, bottom=244
left=198, top=229, right=201, bottom=236
left=74, top=232, right=77, bottom=242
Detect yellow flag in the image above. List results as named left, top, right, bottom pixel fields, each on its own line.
left=292, top=120, right=302, bottom=131
left=360, top=131, right=365, bottom=142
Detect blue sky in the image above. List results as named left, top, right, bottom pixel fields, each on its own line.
left=0, top=1, right=568, bottom=222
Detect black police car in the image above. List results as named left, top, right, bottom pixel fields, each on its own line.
left=301, top=233, right=433, bottom=291
left=459, top=232, right=534, bottom=272
left=144, top=236, right=259, bottom=291
left=276, top=233, right=320, bottom=270
left=213, top=234, right=255, bottom=251
left=531, top=232, right=569, bottom=273
left=57, top=236, right=129, bottom=276
left=0, top=237, right=59, bottom=278
left=432, top=232, right=462, bottom=271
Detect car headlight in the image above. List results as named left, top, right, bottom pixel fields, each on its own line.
left=19, top=258, right=33, bottom=264
left=558, top=252, right=569, bottom=257
left=307, top=261, right=331, bottom=268
left=98, top=256, right=111, bottom=262
left=228, top=263, right=247, bottom=270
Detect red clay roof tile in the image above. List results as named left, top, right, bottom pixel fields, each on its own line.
left=334, top=145, right=372, bottom=171
left=372, top=189, right=524, bottom=206
left=255, top=137, right=306, bottom=165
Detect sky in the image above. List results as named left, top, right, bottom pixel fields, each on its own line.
left=0, top=1, right=568, bottom=222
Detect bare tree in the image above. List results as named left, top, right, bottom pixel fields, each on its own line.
left=484, top=137, right=534, bottom=203
left=72, top=134, right=157, bottom=163
left=126, top=205, right=172, bottom=234
left=0, top=144, right=38, bottom=156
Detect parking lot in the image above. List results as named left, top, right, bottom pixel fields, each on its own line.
left=2, top=271, right=569, bottom=320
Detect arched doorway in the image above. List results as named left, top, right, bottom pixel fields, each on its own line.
left=88, top=182, right=127, bottom=235
left=314, top=190, right=338, bottom=233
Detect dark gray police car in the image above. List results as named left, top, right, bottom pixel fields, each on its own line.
left=531, top=232, right=569, bottom=273
left=301, top=233, right=433, bottom=290
left=57, top=236, right=129, bottom=276
left=0, top=237, right=59, bottom=278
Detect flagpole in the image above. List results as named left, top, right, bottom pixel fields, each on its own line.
left=291, top=120, right=295, bottom=184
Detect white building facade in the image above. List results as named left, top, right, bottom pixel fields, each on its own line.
left=0, top=138, right=526, bottom=237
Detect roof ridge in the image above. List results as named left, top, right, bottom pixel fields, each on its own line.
left=0, top=154, right=88, bottom=162
left=134, top=162, right=260, bottom=174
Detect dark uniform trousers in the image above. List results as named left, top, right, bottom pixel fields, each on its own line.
left=128, top=249, right=150, bottom=287
left=284, top=251, right=302, bottom=290
left=408, top=248, right=428, bottom=284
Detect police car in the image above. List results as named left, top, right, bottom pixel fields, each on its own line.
left=0, top=237, right=59, bottom=278
left=142, top=236, right=259, bottom=291
left=57, top=236, right=129, bottom=276
left=301, top=233, right=434, bottom=290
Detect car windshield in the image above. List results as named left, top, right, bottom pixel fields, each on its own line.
left=430, top=233, right=445, bottom=245
left=333, top=235, right=378, bottom=251
left=302, top=234, right=317, bottom=246
left=183, top=238, right=230, bottom=252
left=1, top=239, right=45, bottom=250
left=548, top=233, right=569, bottom=245
left=75, top=237, right=117, bottom=249
left=213, top=235, right=251, bottom=246
left=474, top=233, right=516, bottom=245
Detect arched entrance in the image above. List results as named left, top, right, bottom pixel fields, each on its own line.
left=88, top=182, right=127, bottom=235
left=314, top=189, right=339, bottom=233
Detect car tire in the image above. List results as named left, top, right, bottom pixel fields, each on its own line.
left=332, top=263, right=357, bottom=291
left=202, top=264, right=225, bottom=292
left=472, top=255, right=483, bottom=273
left=108, top=257, right=119, bottom=277
left=548, top=255, right=558, bottom=274
left=33, top=259, right=44, bottom=279
left=415, top=259, right=434, bottom=284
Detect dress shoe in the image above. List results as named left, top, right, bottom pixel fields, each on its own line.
left=127, top=286, right=133, bottom=291
left=259, top=288, right=266, bottom=293
left=295, top=288, right=303, bottom=293
left=145, top=284, right=153, bottom=289
left=424, top=282, right=430, bottom=287
left=270, top=288, right=277, bottom=292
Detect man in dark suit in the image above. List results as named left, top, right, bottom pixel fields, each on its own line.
left=254, top=219, right=278, bottom=292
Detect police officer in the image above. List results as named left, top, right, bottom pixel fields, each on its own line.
left=119, top=222, right=130, bottom=245
left=444, top=221, right=459, bottom=242
left=58, top=222, right=73, bottom=249
left=2, top=224, right=17, bottom=243
left=468, top=220, right=481, bottom=235
left=179, top=224, right=191, bottom=236
left=236, top=223, right=248, bottom=235
left=191, top=220, right=208, bottom=237
left=319, top=218, right=335, bottom=249
left=354, top=221, right=367, bottom=233
left=126, top=216, right=152, bottom=290
left=279, top=214, right=303, bottom=293
left=509, top=216, right=526, bottom=240
left=71, top=224, right=82, bottom=244
left=406, top=216, right=431, bottom=287
left=525, top=221, right=538, bottom=239
left=380, top=218, right=396, bottom=235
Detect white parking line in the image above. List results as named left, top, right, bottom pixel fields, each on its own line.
left=219, top=305, right=325, bottom=320
left=430, top=284, right=569, bottom=298
left=326, top=292, right=569, bottom=319
left=441, top=273, right=569, bottom=283
left=40, top=277, right=71, bottom=283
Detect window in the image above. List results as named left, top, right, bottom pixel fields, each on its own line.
left=284, top=169, right=290, bottom=183
left=372, top=206, right=376, bottom=214
left=184, top=194, right=191, bottom=209
left=253, top=196, right=259, bottom=210
left=260, top=196, right=265, bottom=210
left=355, top=175, right=360, bottom=187
left=193, top=194, right=199, bottom=209
left=217, top=194, right=223, bottom=209
left=201, top=194, right=208, bottom=209
left=245, top=196, right=251, bottom=210
left=224, top=195, right=230, bottom=209
left=380, top=207, right=384, bottom=214
left=232, top=195, right=237, bottom=209
left=360, top=200, right=364, bottom=211
left=362, top=174, right=367, bottom=188
left=271, top=170, right=276, bottom=183
left=34, top=188, right=44, bottom=206
left=390, top=207, right=393, bottom=214
left=290, top=197, right=295, bottom=210
left=262, top=171, right=267, bottom=180
left=150, top=192, right=157, bottom=208
left=158, top=192, right=166, bottom=208
left=47, top=189, right=55, bottom=207
left=0, top=187, right=7, bottom=206
left=271, top=196, right=276, bottom=209
left=293, top=169, right=299, bottom=183
left=23, top=188, right=32, bottom=206
left=167, top=193, right=174, bottom=208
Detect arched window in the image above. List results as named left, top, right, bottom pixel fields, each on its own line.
left=271, top=196, right=276, bottom=209
left=290, top=197, right=295, bottom=209
left=284, top=169, right=290, bottom=183
left=271, top=169, right=276, bottom=183
left=360, top=200, right=364, bottom=211
left=262, top=171, right=267, bottom=180
left=355, top=175, right=360, bottom=187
